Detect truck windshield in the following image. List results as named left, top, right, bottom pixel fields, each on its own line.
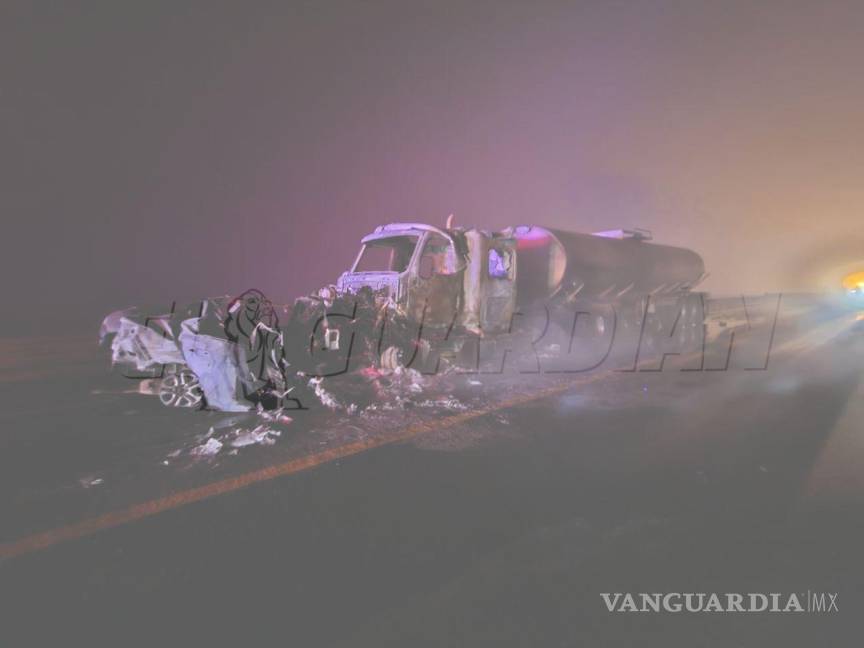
left=354, top=235, right=418, bottom=273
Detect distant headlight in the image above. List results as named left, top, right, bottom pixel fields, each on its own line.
left=842, top=270, right=864, bottom=294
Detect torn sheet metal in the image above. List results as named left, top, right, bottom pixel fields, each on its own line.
left=178, top=317, right=256, bottom=413
left=110, top=316, right=185, bottom=372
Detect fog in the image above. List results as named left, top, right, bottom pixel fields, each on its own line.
left=3, top=0, right=863, bottom=335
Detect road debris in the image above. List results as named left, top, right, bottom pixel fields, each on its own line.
left=190, top=437, right=223, bottom=457
left=230, top=425, right=281, bottom=448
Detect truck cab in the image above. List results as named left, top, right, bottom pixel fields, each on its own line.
left=336, top=223, right=518, bottom=332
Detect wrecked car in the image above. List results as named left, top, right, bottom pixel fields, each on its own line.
left=101, top=291, right=299, bottom=411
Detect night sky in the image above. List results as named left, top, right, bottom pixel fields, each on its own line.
left=3, top=0, right=863, bottom=335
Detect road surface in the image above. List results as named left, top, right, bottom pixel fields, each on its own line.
left=1, top=295, right=863, bottom=646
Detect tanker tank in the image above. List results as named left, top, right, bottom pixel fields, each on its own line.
left=508, top=225, right=705, bottom=305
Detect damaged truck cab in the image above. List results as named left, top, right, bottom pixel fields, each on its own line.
left=336, top=222, right=519, bottom=334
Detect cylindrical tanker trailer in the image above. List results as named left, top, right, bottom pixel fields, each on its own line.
left=508, top=225, right=706, bottom=306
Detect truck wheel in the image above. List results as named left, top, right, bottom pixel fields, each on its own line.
left=158, top=368, right=204, bottom=408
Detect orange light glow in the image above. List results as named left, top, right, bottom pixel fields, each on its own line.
left=842, top=271, right=864, bottom=291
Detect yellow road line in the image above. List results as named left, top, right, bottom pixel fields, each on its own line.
left=1, top=373, right=608, bottom=561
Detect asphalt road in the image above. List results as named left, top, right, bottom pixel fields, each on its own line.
left=1, top=296, right=863, bottom=647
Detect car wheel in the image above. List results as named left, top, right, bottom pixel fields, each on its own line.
left=158, top=368, right=204, bottom=408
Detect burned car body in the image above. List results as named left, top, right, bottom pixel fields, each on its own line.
left=101, top=291, right=296, bottom=411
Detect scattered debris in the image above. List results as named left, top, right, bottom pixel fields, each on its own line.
left=176, top=408, right=295, bottom=462
left=230, top=425, right=281, bottom=448
left=309, top=377, right=341, bottom=410
left=79, top=476, right=104, bottom=489
left=190, top=437, right=223, bottom=457
left=415, top=398, right=468, bottom=411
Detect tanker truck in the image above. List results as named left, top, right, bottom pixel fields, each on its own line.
left=296, top=221, right=708, bottom=374
left=99, top=221, right=713, bottom=409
